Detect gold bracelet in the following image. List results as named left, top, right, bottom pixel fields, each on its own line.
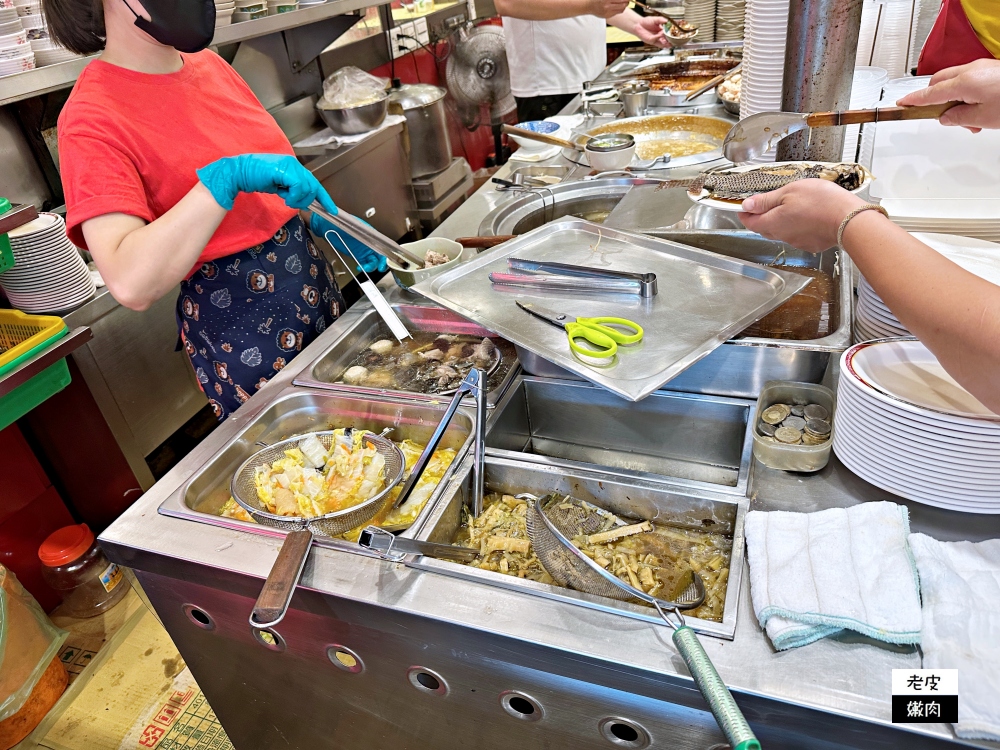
left=837, top=203, right=889, bottom=249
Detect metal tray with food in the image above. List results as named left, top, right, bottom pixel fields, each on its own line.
left=627, top=58, right=741, bottom=107
left=411, top=219, right=811, bottom=402
left=515, top=228, right=853, bottom=398
left=563, top=114, right=732, bottom=169
left=293, top=305, right=519, bottom=408
left=485, top=376, right=753, bottom=494
left=410, top=453, right=745, bottom=640
left=158, top=387, right=476, bottom=552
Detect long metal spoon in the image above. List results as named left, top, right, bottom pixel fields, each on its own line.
left=723, top=102, right=960, bottom=163
left=631, top=0, right=697, bottom=34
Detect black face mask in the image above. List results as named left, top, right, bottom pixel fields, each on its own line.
left=123, top=0, right=216, bottom=54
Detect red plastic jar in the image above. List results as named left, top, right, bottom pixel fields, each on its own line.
left=38, top=524, right=129, bottom=618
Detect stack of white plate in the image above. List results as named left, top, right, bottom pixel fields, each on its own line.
left=866, top=78, right=1000, bottom=239
left=842, top=66, right=887, bottom=161
left=0, top=213, right=96, bottom=313
left=0, top=24, right=34, bottom=77
left=714, top=0, right=745, bottom=41
left=739, top=0, right=789, bottom=163
left=215, top=0, right=236, bottom=26
left=299, top=0, right=326, bottom=6
left=854, top=233, right=1000, bottom=342
left=854, top=0, right=878, bottom=67
left=834, top=339, right=1000, bottom=514
left=682, top=0, right=716, bottom=42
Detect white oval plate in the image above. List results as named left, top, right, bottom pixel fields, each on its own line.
left=688, top=161, right=874, bottom=212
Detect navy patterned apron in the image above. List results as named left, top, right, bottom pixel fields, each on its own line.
left=176, top=216, right=345, bottom=420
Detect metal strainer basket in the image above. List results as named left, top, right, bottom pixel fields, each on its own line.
left=231, top=429, right=405, bottom=537
left=234, top=429, right=405, bottom=631
left=524, top=493, right=759, bottom=750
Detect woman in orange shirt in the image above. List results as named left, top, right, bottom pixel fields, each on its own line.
left=45, top=0, right=385, bottom=420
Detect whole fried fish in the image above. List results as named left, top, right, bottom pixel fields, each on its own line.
left=657, top=162, right=871, bottom=202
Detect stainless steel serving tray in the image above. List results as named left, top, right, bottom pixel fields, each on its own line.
left=158, top=387, right=475, bottom=553
left=293, top=304, right=520, bottom=408
left=411, top=453, right=746, bottom=640
left=412, top=219, right=811, bottom=402
left=516, top=230, right=854, bottom=398
left=486, top=376, right=753, bottom=495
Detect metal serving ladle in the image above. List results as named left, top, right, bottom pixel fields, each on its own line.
left=723, top=102, right=960, bottom=163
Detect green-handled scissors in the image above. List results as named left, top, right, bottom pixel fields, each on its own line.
left=516, top=301, right=643, bottom=358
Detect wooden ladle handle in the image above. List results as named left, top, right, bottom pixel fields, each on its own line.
left=503, top=124, right=585, bottom=151
left=806, top=101, right=960, bottom=127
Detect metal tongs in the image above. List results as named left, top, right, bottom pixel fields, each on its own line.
left=308, top=200, right=425, bottom=270
left=490, top=258, right=658, bottom=298
left=358, top=367, right=487, bottom=560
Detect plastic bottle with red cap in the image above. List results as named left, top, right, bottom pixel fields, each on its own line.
left=38, top=524, right=129, bottom=618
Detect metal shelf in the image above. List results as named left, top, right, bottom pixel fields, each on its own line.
left=0, top=0, right=384, bottom=108
left=0, top=325, right=92, bottom=398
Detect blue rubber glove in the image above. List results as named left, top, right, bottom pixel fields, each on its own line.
left=196, top=154, right=338, bottom=214
left=308, top=211, right=388, bottom=274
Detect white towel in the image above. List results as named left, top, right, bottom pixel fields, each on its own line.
left=745, top=501, right=922, bottom=650
left=909, top=533, right=1000, bottom=741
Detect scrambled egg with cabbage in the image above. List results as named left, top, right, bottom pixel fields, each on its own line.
left=220, top=430, right=455, bottom=538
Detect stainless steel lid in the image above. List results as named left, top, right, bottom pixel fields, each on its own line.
left=388, top=84, right=446, bottom=109
left=586, top=133, right=636, bottom=152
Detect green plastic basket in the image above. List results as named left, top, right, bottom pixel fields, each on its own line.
left=0, top=359, right=71, bottom=432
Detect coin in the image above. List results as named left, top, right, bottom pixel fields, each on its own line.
left=758, top=420, right=776, bottom=437
left=760, top=435, right=775, bottom=443
left=782, top=415, right=807, bottom=431
left=804, top=403, right=829, bottom=421
left=802, top=432, right=827, bottom=446
left=805, top=418, right=831, bottom=437
left=775, top=426, right=802, bottom=444
left=790, top=405, right=805, bottom=417
left=762, top=404, right=791, bottom=424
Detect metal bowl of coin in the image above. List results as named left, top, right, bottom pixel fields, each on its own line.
left=751, top=380, right=835, bottom=473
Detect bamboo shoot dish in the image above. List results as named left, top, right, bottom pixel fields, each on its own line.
left=452, top=492, right=732, bottom=622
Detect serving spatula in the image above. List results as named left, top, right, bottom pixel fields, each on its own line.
left=723, top=102, right=960, bottom=163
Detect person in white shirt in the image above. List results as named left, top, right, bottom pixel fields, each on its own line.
left=497, top=0, right=670, bottom=121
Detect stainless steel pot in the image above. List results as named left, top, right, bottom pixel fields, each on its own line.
left=317, top=96, right=388, bottom=136
left=389, top=84, right=452, bottom=179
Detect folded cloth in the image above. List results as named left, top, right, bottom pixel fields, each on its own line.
left=508, top=145, right=562, bottom=163
left=909, top=533, right=1000, bottom=741
left=293, top=115, right=407, bottom=149
left=745, top=501, right=922, bottom=650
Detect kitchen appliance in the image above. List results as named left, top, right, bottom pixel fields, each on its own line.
left=388, top=83, right=452, bottom=179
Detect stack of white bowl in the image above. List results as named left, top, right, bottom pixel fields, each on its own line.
left=714, top=0, right=745, bottom=41
left=842, top=66, right=887, bottom=162
left=738, top=0, right=789, bottom=163
left=907, top=0, right=940, bottom=72
left=16, top=0, right=82, bottom=66
left=299, top=0, right=326, bottom=7
left=681, top=0, right=716, bottom=41
left=854, top=0, right=878, bottom=67
left=0, top=7, right=34, bottom=78
left=215, top=0, right=236, bottom=26
left=0, top=213, right=96, bottom=314
left=855, top=234, right=1000, bottom=342
left=870, top=0, right=913, bottom=79
left=834, top=338, right=1000, bottom=514
left=865, top=77, right=1000, bottom=240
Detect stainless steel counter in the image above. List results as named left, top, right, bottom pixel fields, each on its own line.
left=98, top=89, right=1000, bottom=750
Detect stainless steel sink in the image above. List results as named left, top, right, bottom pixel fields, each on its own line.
left=158, top=387, right=475, bottom=551
left=517, top=231, right=853, bottom=398
left=486, top=376, right=753, bottom=495
left=413, top=454, right=746, bottom=639
left=293, top=304, right=520, bottom=408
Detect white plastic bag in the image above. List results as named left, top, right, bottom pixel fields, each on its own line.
left=318, top=66, right=388, bottom=110
left=0, top=566, right=68, bottom=722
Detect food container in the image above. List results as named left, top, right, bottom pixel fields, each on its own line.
left=293, top=305, right=520, bottom=408
left=386, top=237, right=472, bottom=289
left=584, top=132, right=636, bottom=171
left=412, top=453, right=746, bottom=639
left=38, top=524, right=129, bottom=617
left=487, top=376, right=754, bottom=494
left=619, top=80, right=649, bottom=117
left=751, top=380, right=835, bottom=473
left=317, top=94, right=388, bottom=136
left=161, top=386, right=476, bottom=549
left=388, top=84, right=451, bottom=178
